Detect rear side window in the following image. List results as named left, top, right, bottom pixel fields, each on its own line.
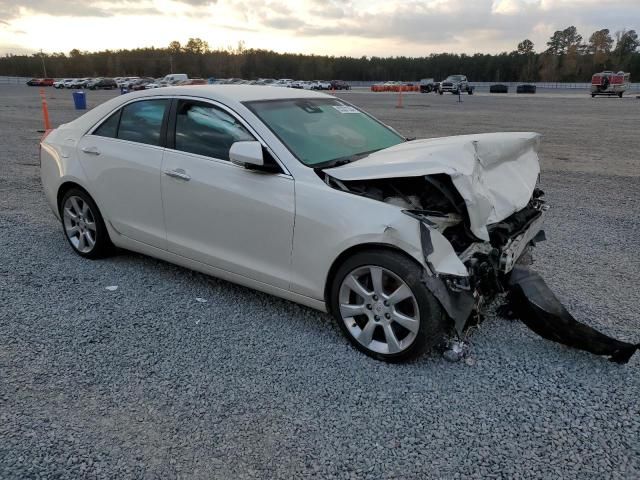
left=117, top=99, right=169, bottom=146
left=174, top=100, right=254, bottom=160
left=93, top=110, right=120, bottom=138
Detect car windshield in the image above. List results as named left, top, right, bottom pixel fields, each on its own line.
left=245, top=98, right=404, bottom=167
left=446, top=75, right=464, bottom=81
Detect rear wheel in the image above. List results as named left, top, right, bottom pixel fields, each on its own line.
left=330, top=250, right=446, bottom=362
left=60, top=189, right=113, bottom=259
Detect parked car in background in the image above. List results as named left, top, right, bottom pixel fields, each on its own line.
left=312, top=80, right=330, bottom=90
left=254, top=78, right=276, bottom=85
left=40, top=85, right=547, bottom=363
left=85, top=78, right=102, bottom=89
left=89, top=78, right=118, bottom=90
left=160, top=74, right=188, bottom=85
left=273, top=79, right=294, bottom=87
left=118, top=77, right=140, bottom=89
left=69, top=78, right=92, bottom=89
left=54, top=79, right=72, bottom=88
left=490, top=84, right=509, bottom=94
left=516, top=84, right=537, bottom=94
left=591, top=71, right=630, bottom=98
left=128, top=77, right=156, bottom=90
left=438, top=75, right=474, bottom=95
left=177, top=78, right=208, bottom=86
left=419, top=78, right=436, bottom=93
left=330, top=80, right=350, bottom=90
left=27, top=78, right=54, bottom=86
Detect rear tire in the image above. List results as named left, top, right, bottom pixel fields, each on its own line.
left=330, top=249, right=446, bottom=362
left=59, top=188, right=113, bottom=259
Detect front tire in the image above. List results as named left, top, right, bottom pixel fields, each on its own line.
left=60, top=189, right=113, bottom=259
left=330, top=250, right=446, bottom=362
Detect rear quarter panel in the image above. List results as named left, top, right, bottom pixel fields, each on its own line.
left=40, top=128, right=90, bottom=219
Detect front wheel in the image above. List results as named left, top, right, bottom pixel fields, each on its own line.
left=330, top=250, right=446, bottom=362
left=60, top=189, right=113, bottom=259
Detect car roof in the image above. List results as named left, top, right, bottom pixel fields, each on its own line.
left=124, top=85, right=330, bottom=103
left=61, top=85, right=333, bottom=134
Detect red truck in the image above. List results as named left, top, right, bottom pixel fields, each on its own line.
left=591, top=71, right=630, bottom=98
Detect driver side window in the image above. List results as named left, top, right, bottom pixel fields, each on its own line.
left=174, top=100, right=254, bottom=161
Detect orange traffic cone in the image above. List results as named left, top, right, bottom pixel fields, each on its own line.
left=39, top=88, right=51, bottom=130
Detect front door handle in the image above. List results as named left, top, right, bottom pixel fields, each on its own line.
left=81, top=146, right=100, bottom=155
left=163, top=168, right=191, bottom=181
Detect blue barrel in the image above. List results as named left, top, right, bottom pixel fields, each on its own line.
left=72, top=91, right=86, bottom=110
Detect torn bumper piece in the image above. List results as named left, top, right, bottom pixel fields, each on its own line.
left=505, top=266, right=639, bottom=364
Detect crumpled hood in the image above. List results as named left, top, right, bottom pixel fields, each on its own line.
left=324, top=132, right=541, bottom=241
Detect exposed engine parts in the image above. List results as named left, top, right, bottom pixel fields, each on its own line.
left=322, top=170, right=638, bottom=363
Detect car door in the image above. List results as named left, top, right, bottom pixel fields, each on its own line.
left=77, top=98, right=170, bottom=249
left=160, top=98, right=295, bottom=289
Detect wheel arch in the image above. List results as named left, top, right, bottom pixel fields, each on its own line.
left=57, top=181, right=95, bottom=214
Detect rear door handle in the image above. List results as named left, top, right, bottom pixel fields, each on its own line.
left=81, top=146, right=100, bottom=155
left=163, top=168, right=191, bottom=181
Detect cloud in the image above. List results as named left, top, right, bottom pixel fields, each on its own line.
left=246, top=0, right=640, bottom=52
left=1, top=0, right=639, bottom=56
left=0, top=0, right=215, bottom=19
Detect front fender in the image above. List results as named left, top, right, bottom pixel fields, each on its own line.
left=290, top=180, right=469, bottom=301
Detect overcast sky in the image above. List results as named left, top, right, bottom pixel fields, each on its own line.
left=0, top=0, right=638, bottom=56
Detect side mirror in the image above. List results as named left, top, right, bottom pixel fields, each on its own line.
left=230, top=141, right=264, bottom=168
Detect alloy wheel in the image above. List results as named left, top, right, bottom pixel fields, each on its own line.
left=62, top=195, right=97, bottom=253
left=338, top=265, right=420, bottom=355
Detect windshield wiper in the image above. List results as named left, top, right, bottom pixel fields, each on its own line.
left=315, top=149, right=380, bottom=169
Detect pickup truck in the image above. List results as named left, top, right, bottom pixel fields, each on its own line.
left=438, top=75, right=474, bottom=95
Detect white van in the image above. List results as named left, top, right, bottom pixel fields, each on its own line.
left=162, top=74, right=189, bottom=85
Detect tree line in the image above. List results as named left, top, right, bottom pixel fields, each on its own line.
left=1, top=27, right=638, bottom=82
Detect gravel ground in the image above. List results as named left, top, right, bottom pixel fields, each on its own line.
left=1, top=85, right=639, bottom=479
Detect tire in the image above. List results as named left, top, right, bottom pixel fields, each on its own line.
left=439, top=90, right=443, bottom=95
left=618, top=92, right=623, bottom=98
left=467, top=89, right=473, bottom=95
left=329, top=249, right=447, bottom=362
left=59, top=188, right=113, bottom=259
left=591, top=93, right=596, bottom=98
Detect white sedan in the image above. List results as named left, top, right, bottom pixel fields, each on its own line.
left=40, top=85, right=545, bottom=361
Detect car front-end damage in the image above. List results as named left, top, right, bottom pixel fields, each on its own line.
left=322, top=132, right=638, bottom=363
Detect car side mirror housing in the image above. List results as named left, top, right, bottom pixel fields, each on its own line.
left=230, top=141, right=264, bottom=168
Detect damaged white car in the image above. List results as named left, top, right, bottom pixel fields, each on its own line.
left=40, top=86, right=638, bottom=363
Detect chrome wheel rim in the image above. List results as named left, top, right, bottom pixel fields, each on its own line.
left=63, top=196, right=97, bottom=253
left=339, top=265, right=420, bottom=355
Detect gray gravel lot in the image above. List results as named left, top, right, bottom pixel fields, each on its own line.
left=1, top=85, right=639, bottom=479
